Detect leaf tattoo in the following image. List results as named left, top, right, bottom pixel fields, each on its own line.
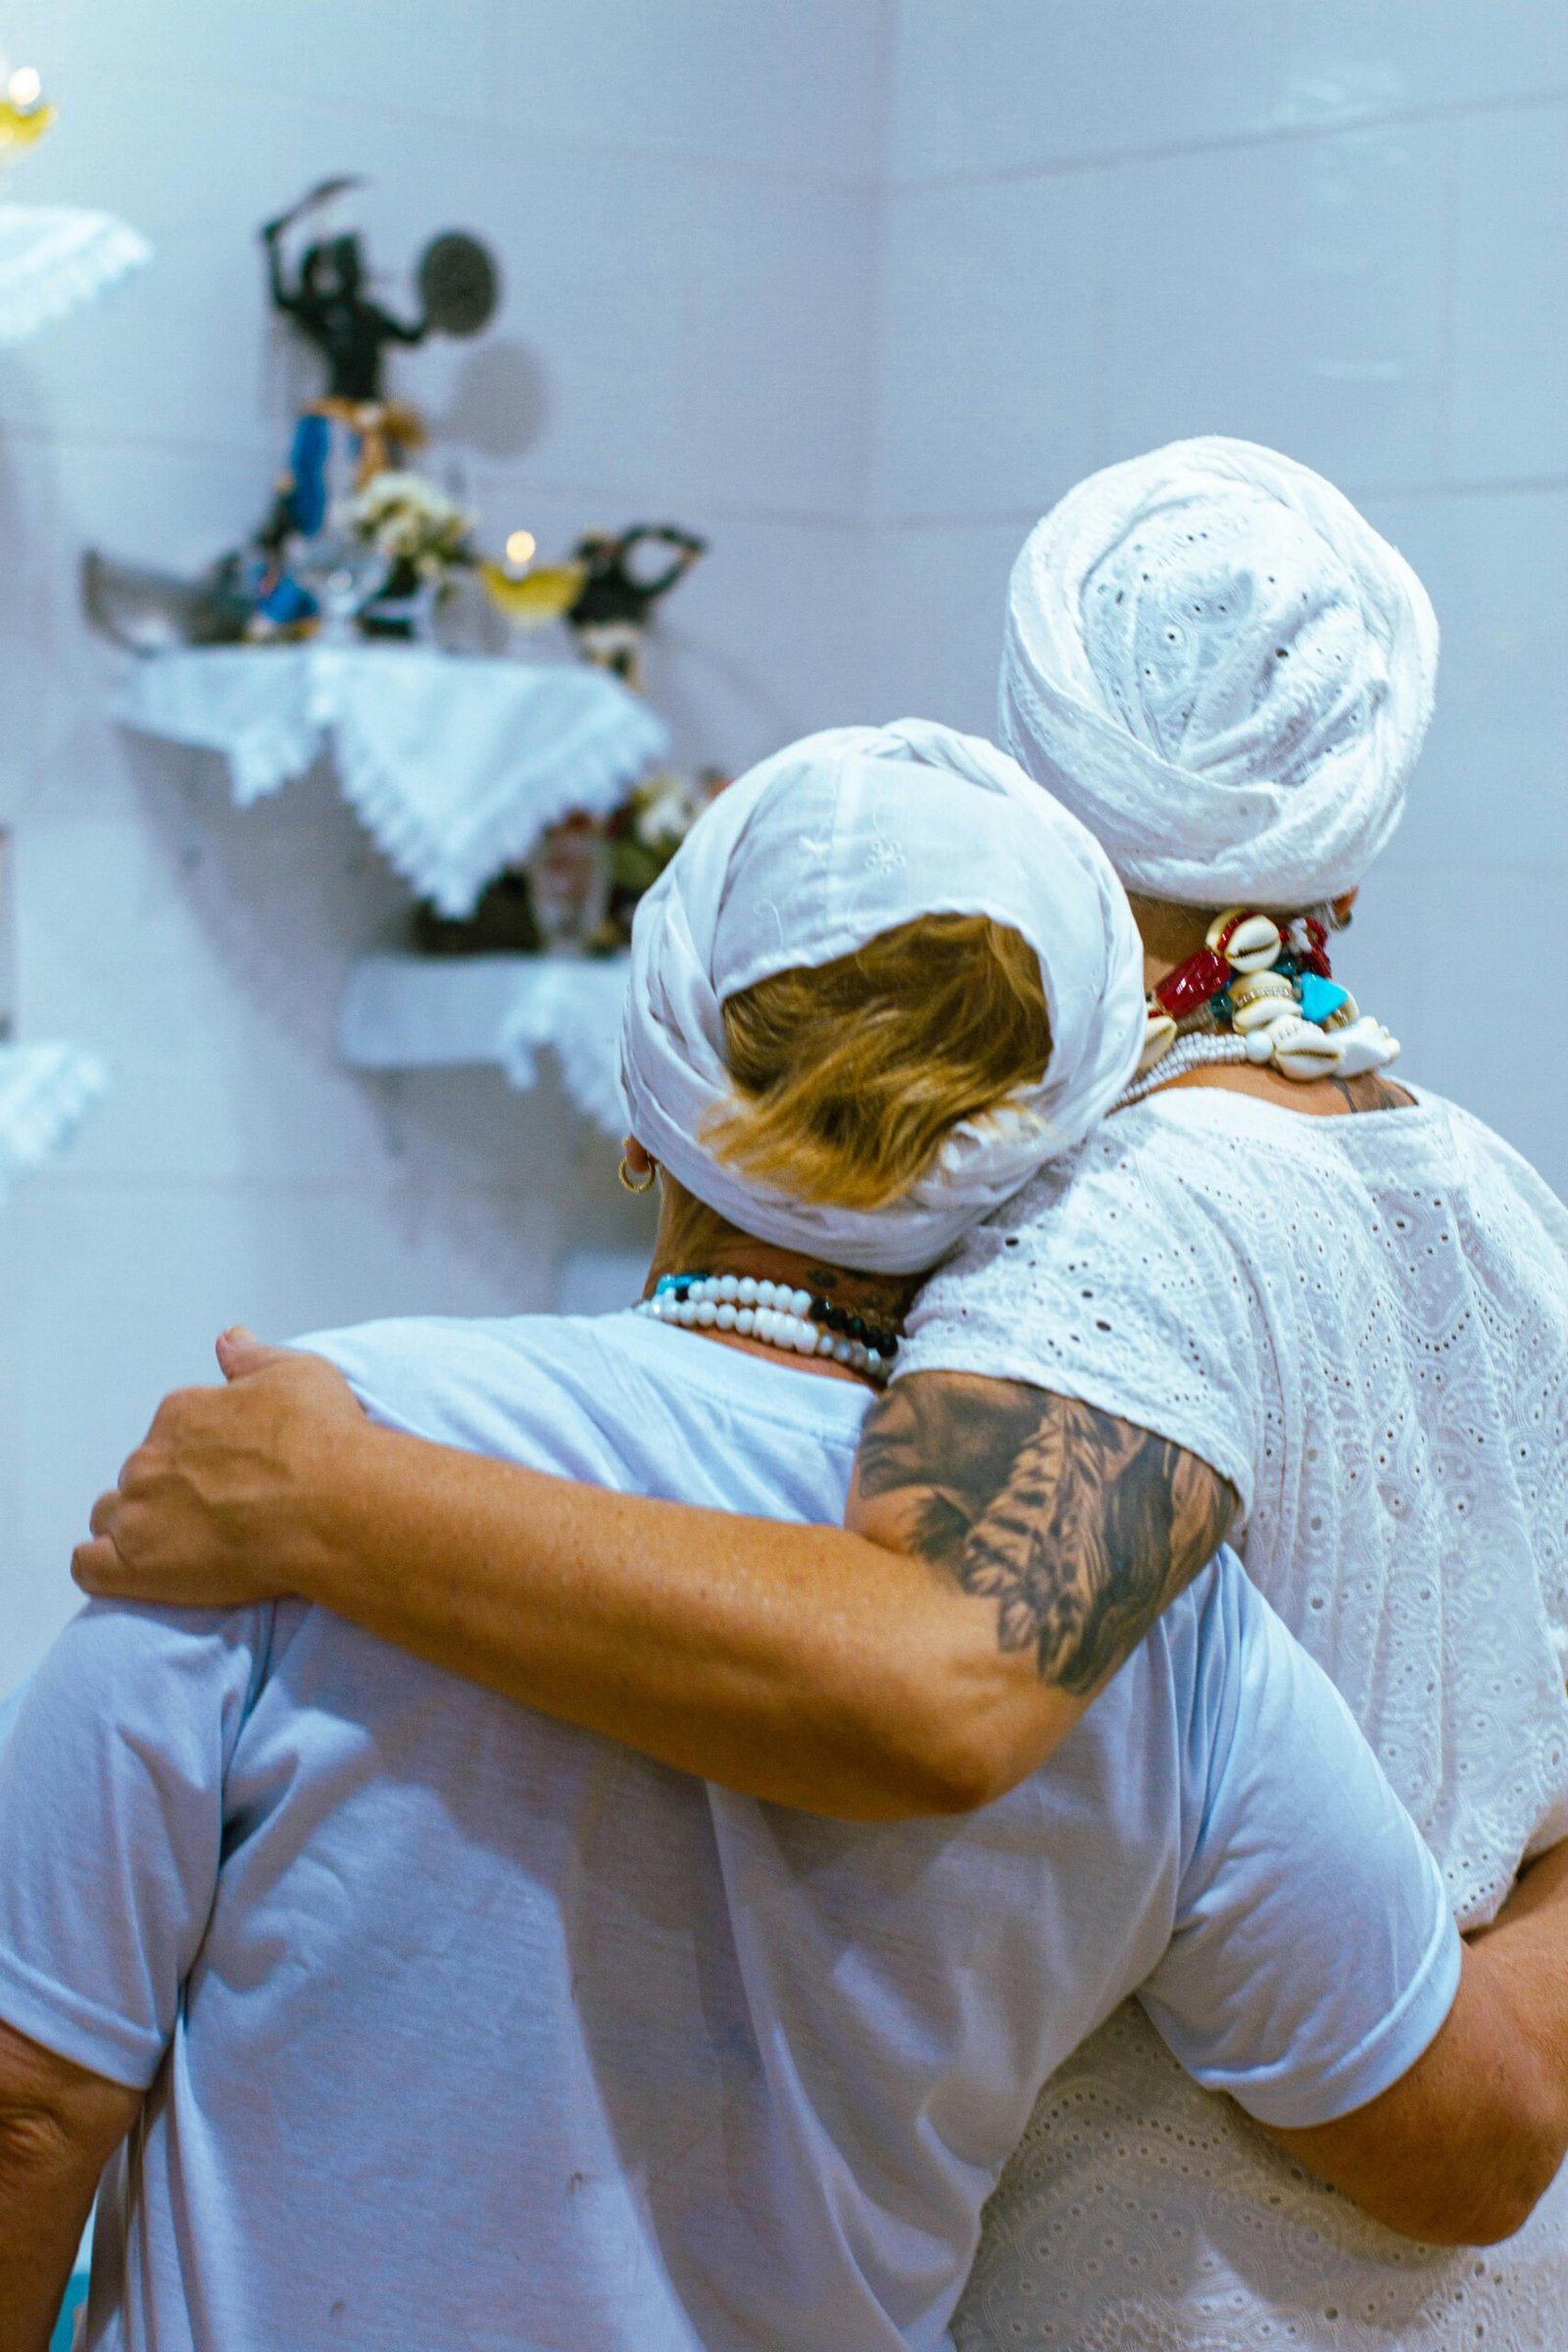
left=851, top=1373, right=1238, bottom=1692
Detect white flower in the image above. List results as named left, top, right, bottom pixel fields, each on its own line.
left=629, top=771, right=714, bottom=850
left=332, top=469, right=475, bottom=573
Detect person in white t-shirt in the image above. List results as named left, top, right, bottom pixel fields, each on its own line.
left=8, top=721, right=1568, bottom=2352
left=76, top=462, right=1568, bottom=2344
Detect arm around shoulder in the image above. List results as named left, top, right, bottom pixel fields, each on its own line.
left=847, top=1368, right=1240, bottom=1783
left=75, top=1349, right=1236, bottom=1818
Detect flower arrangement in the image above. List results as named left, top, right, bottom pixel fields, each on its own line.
left=335, top=469, right=476, bottom=589
left=590, top=767, right=726, bottom=948
left=606, top=770, right=720, bottom=902
left=411, top=768, right=727, bottom=957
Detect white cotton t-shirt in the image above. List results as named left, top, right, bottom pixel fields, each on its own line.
left=0, top=1311, right=1457, bottom=2352
left=898, top=1084, right=1568, bottom=2351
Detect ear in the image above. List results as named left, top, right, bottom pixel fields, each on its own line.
left=622, top=1136, right=656, bottom=1180
left=1331, top=888, right=1359, bottom=927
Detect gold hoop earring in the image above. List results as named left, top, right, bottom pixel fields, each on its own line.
left=618, top=1152, right=657, bottom=1196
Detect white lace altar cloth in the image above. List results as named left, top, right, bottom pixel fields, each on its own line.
left=0, top=1041, right=106, bottom=1192
left=112, top=648, right=668, bottom=917
left=902, top=1084, right=1568, bottom=2350
left=337, top=952, right=628, bottom=1135
left=0, top=204, right=150, bottom=345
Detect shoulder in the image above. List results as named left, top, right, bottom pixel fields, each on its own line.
left=938, top=1096, right=1314, bottom=1272
left=290, top=1311, right=656, bottom=1475
left=899, top=1107, right=1283, bottom=1505
left=904, top=1106, right=1271, bottom=1375
left=1425, top=1091, right=1568, bottom=1226
left=2, top=1598, right=275, bottom=1796
left=292, top=1312, right=594, bottom=1428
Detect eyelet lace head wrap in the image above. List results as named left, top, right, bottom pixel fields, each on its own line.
left=999, top=436, right=1440, bottom=906
left=620, top=717, right=1146, bottom=1274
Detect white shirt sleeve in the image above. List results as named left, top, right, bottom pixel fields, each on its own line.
left=897, top=1117, right=1266, bottom=1512
left=0, top=1600, right=270, bottom=2088
left=1141, top=1553, right=1460, bottom=2130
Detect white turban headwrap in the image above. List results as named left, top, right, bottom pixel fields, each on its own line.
left=620, top=718, right=1146, bottom=1274
left=1000, top=436, right=1440, bottom=906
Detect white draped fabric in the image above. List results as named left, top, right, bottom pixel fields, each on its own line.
left=1000, top=436, right=1439, bottom=906
left=337, top=952, right=629, bottom=1136
left=113, top=647, right=668, bottom=916
left=620, top=718, right=1147, bottom=1273
left=0, top=1041, right=106, bottom=1193
left=0, top=203, right=150, bottom=345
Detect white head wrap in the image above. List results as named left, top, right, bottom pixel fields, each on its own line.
left=620, top=717, right=1145, bottom=1273
left=1000, top=436, right=1440, bottom=906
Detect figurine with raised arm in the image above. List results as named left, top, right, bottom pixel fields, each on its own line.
left=252, top=179, right=499, bottom=630
left=564, top=523, right=708, bottom=688
left=263, top=178, right=429, bottom=408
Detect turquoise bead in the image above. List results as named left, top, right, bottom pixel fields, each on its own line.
left=1298, top=973, right=1348, bottom=1026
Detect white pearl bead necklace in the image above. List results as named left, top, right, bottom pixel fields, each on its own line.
left=635, top=1273, right=892, bottom=1382
left=1114, top=1031, right=1250, bottom=1107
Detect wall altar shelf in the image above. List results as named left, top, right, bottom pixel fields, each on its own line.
left=0, top=1041, right=106, bottom=1197
left=111, top=645, right=669, bottom=916
left=338, top=952, right=629, bottom=1136
left=0, top=197, right=149, bottom=1183
left=0, top=202, right=150, bottom=344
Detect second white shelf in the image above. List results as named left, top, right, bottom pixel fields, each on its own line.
left=338, top=952, right=630, bottom=1136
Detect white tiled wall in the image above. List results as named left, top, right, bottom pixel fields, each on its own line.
left=0, top=0, right=891, bottom=1691
left=874, top=1, right=1568, bottom=1204
left=4, top=3, right=1564, bottom=1690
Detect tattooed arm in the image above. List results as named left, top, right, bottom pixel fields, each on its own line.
left=74, top=1346, right=1234, bottom=1820
left=850, top=1372, right=1238, bottom=1699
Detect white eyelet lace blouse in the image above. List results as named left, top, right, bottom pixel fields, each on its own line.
left=897, top=1083, right=1568, bottom=2352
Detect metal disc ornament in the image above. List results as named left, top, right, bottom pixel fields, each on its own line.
left=416, top=232, right=499, bottom=338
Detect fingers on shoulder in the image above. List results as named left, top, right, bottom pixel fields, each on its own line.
left=73, top=1531, right=129, bottom=1594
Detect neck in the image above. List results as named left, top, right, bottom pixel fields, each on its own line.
left=1126, top=893, right=1218, bottom=1000
left=642, top=1178, right=918, bottom=1338
left=644, top=1235, right=916, bottom=1331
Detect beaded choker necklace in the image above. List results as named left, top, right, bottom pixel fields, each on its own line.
left=1117, top=906, right=1399, bottom=1110
left=634, top=1271, right=901, bottom=1383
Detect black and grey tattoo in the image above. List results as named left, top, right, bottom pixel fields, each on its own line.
left=1327, top=1071, right=1415, bottom=1114
left=850, top=1372, right=1238, bottom=1693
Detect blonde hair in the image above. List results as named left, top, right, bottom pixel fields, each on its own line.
left=703, top=913, right=1052, bottom=1212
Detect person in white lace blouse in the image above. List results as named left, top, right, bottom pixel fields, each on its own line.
left=79, top=445, right=1568, bottom=2347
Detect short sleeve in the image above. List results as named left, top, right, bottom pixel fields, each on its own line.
left=0, top=1599, right=270, bottom=2089
left=897, top=1112, right=1266, bottom=1514
left=1141, top=1556, right=1459, bottom=2130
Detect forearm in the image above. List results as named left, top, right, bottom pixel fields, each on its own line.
left=1464, top=1838, right=1568, bottom=2148
left=0, top=2114, right=99, bottom=2352
left=302, top=1421, right=1065, bottom=1817
left=1267, top=1843, right=1568, bottom=2244
left=80, top=1351, right=1203, bottom=1816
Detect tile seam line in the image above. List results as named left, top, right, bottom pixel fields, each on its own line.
left=37, top=74, right=882, bottom=196
left=0, top=430, right=865, bottom=531
left=31, top=1170, right=575, bottom=1203
left=877, top=477, right=1568, bottom=528
left=888, top=83, right=1568, bottom=190
left=860, top=0, right=902, bottom=533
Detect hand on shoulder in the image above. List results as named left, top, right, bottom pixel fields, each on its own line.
left=72, top=1331, right=368, bottom=1609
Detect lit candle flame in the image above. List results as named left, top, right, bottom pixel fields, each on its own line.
left=505, top=529, right=536, bottom=571
left=7, top=65, right=42, bottom=112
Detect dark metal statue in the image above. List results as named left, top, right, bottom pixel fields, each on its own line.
left=263, top=179, right=501, bottom=404
left=265, top=228, right=426, bottom=404
left=566, top=524, right=708, bottom=687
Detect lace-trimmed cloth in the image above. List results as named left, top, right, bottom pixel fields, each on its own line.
left=900, top=1085, right=1568, bottom=2350
left=112, top=645, right=669, bottom=917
